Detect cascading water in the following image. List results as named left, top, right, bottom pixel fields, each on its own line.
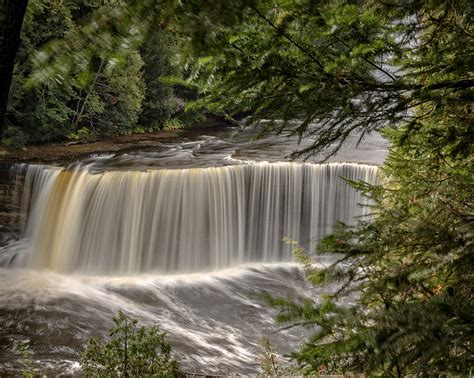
left=0, top=130, right=387, bottom=375
left=6, top=162, right=377, bottom=274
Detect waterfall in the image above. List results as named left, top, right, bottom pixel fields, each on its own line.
left=7, top=162, right=378, bottom=274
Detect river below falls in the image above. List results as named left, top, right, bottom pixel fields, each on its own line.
left=0, top=124, right=387, bottom=375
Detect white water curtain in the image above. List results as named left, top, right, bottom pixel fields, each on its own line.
left=19, top=162, right=378, bottom=274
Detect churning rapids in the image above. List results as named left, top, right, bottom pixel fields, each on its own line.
left=0, top=125, right=386, bottom=375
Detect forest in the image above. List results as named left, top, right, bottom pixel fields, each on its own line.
left=1, top=0, right=203, bottom=148
left=0, top=0, right=472, bottom=376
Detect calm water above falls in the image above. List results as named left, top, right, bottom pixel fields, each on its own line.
left=0, top=128, right=386, bottom=375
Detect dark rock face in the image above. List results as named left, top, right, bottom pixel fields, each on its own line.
left=0, top=163, right=23, bottom=245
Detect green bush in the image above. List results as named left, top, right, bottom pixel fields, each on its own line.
left=81, top=310, right=181, bottom=377
left=18, top=341, right=35, bottom=378
left=3, top=126, right=30, bottom=149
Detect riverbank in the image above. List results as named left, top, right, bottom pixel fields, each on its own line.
left=0, top=117, right=234, bottom=164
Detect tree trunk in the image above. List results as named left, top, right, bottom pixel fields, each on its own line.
left=0, top=0, right=28, bottom=140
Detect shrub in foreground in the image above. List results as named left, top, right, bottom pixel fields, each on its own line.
left=81, top=310, right=180, bottom=377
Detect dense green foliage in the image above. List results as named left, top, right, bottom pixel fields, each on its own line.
left=4, top=0, right=186, bottom=147
left=179, top=0, right=473, bottom=157
left=139, top=27, right=180, bottom=130
left=271, top=120, right=473, bottom=375
left=173, top=0, right=473, bottom=375
left=81, top=310, right=181, bottom=377
left=18, top=341, right=35, bottom=378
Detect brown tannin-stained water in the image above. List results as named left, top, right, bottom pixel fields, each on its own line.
left=0, top=126, right=387, bottom=375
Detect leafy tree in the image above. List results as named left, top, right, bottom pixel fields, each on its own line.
left=20, top=1, right=205, bottom=139
left=70, top=51, right=146, bottom=137
left=81, top=310, right=181, bottom=377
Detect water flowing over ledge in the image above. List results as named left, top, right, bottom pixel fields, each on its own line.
left=4, top=162, right=378, bottom=274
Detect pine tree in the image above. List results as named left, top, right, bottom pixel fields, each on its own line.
left=139, top=27, right=180, bottom=130
left=269, top=118, right=473, bottom=374
left=177, top=0, right=473, bottom=157
left=174, top=0, right=473, bottom=374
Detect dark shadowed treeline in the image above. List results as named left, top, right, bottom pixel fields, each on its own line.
left=4, top=0, right=196, bottom=147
